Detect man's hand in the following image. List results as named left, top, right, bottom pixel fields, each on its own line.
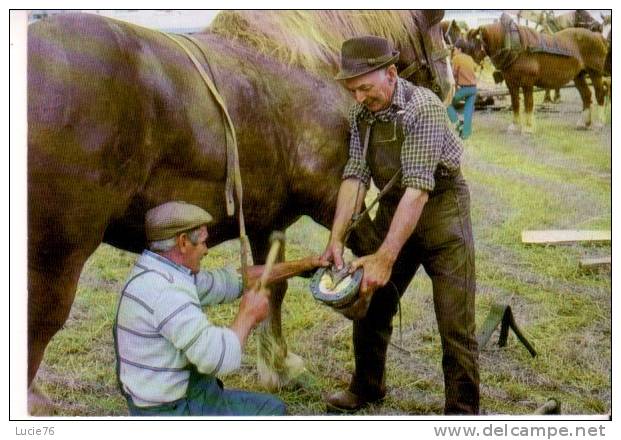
left=350, top=250, right=395, bottom=298
left=230, top=288, right=270, bottom=347
left=239, top=288, right=270, bottom=325
left=320, top=240, right=345, bottom=269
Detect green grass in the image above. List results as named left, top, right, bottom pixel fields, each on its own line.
left=35, top=87, right=611, bottom=417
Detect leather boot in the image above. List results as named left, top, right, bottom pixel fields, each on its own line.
left=325, top=390, right=383, bottom=413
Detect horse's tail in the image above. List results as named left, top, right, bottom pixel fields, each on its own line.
left=604, top=31, right=612, bottom=76
left=575, top=29, right=608, bottom=74
left=597, top=33, right=609, bottom=75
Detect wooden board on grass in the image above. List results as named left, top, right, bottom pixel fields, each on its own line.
left=521, top=230, right=611, bottom=245
left=579, top=256, right=611, bottom=268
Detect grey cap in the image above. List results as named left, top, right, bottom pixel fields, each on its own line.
left=145, top=201, right=213, bottom=242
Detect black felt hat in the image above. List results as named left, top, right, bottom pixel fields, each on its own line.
left=335, top=35, right=400, bottom=80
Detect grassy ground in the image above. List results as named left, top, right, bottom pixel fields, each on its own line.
left=35, top=86, right=611, bottom=417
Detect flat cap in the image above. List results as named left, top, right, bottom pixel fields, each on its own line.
left=145, top=201, right=213, bottom=242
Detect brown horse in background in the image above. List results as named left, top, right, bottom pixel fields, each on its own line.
left=27, top=11, right=451, bottom=414
left=517, top=10, right=604, bottom=103
left=440, top=19, right=469, bottom=46
left=468, top=17, right=607, bottom=133
left=517, top=10, right=603, bottom=34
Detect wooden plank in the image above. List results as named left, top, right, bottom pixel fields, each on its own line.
left=521, top=230, right=611, bottom=245
left=579, top=256, right=612, bottom=268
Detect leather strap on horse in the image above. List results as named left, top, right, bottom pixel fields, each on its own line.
left=163, top=33, right=253, bottom=287
left=489, top=14, right=522, bottom=70
left=400, top=27, right=428, bottom=82
left=399, top=59, right=425, bottom=81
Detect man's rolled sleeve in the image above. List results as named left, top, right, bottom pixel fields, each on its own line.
left=401, top=101, right=447, bottom=192
left=342, top=158, right=371, bottom=186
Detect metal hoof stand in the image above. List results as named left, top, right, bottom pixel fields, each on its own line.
left=477, top=303, right=537, bottom=357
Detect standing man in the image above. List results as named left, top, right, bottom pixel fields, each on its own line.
left=322, top=36, right=479, bottom=414
left=447, top=39, right=478, bottom=140
left=114, top=201, right=324, bottom=416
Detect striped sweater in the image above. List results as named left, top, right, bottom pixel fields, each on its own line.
left=114, top=250, right=242, bottom=407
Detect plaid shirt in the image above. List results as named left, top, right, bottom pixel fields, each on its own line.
left=342, top=77, right=463, bottom=192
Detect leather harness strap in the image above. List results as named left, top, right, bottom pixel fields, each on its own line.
left=162, top=32, right=253, bottom=286
left=398, top=60, right=425, bottom=81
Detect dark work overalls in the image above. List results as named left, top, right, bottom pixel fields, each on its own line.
left=349, top=113, right=480, bottom=415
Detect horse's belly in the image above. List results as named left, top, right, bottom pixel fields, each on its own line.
left=530, top=55, right=582, bottom=87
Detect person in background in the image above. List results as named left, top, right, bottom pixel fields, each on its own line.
left=447, top=39, right=478, bottom=140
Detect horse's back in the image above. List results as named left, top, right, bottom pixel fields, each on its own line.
left=28, top=14, right=167, bottom=179
left=27, top=13, right=228, bottom=256
left=555, top=27, right=607, bottom=71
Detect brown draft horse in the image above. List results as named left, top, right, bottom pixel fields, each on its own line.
left=517, top=10, right=603, bottom=34
left=209, top=10, right=453, bottom=102
left=517, top=10, right=605, bottom=103
left=468, top=18, right=608, bottom=133
left=440, top=19, right=468, bottom=46
left=27, top=11, right=451, bottom=413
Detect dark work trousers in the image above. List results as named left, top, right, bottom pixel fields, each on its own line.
left=125, top=368, right=286, bottom=416
left=349, top=172, right=479, bottom=415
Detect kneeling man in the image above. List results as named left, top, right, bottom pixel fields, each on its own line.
left=114, top=201, right=324, bottom=416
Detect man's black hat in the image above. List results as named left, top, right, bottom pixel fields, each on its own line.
left=335, top=35, right=400, bottom=80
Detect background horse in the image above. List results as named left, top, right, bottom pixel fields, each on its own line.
left=440, top=19, right=468, bottom=46
left=517, top=10, right=603, bottom=34
left=27, top=10, right=451, bottom=412
left=518, top=10, right=604, bottom=103
left=467, top=16, right=607, bottom=133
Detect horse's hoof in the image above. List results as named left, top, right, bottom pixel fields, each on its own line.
left=576, top=124, right=591, bottom=131
left=285, top=351, right=305, bottom=377
left=257, top=350, right=307, bottom=391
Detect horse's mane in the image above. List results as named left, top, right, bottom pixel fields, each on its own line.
left=208, top=10, right=418, bottom=74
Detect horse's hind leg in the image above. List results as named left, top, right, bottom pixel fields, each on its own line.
left=250, top=232, right=305, bottom=391
left=588, top=71, right=607, bottom=128
left=522, top=85, right=535, bottom=134
left=553, top=88, right=561, bottom=103
left=574, top=72, right=593, bottom=129
left=543, top=89, right=552, bottom=103
left=28, top=245, right=96, bottom=414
